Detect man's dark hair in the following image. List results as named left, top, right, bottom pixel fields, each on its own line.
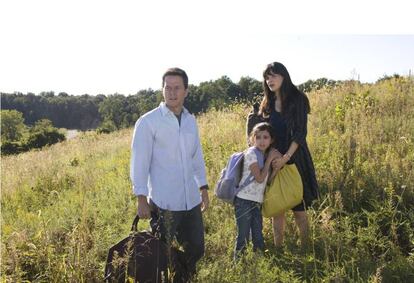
left=162, top=67, right=189, bottom=89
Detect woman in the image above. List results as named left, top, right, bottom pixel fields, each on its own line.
left=247, top=62, right=319, bottom=249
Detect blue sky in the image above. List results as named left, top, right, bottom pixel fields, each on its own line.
left=1, top=0, right=413, bottom=95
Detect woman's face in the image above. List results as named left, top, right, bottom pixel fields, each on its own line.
left=265, top=72, right=284, bottom=93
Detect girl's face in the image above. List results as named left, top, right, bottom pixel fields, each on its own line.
left=253, top=130, right=272, bottom=152
left=265, top=72, right=284, bottom=93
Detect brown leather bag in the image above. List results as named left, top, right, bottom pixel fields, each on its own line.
left=104, top=214, right=183, bottom=283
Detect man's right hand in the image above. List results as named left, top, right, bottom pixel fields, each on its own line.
left=137, top=195, right=151, bottom=219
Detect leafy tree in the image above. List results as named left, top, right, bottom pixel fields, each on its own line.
left=26, top=119, right=65, bottom=149
left=30, top=119, right=54, bottom=133
left=39, top=91, right=55, bottom=98
left=1, top=92, right=102, bottom=129
left=376, top=73, right=401, bottom=83
left=96, top=120, right=117, bottom=134
left=215, top=76, right=241, bottom=101
left=135, top=89, right=159, bottom=116
left=98, top=94, right=128, bottom=129
left=238, top=76, right=263, bottom=104
left=298, top=78, right=339, bottom=93
left=185, top=84, right=209, bottom=113
left=1, top=141, right=27, bottom=155
left=26, top=130, right=65, bottom=149
left=1, top=110, right=26, bottom=142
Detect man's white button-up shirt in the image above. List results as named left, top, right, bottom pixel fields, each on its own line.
left=130, top=102, right=208, bottom=211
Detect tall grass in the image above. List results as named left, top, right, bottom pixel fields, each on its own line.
left=1, top=77, right=413, bottom=282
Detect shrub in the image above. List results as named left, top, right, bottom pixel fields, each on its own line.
left=26, top=130, right=66, bottom=149
left=1, top=140, right=27, bottom=155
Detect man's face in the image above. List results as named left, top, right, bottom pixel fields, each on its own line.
left=163, top=75, right=188, bottom=113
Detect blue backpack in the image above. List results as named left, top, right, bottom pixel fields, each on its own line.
left=215, top=147, right=264, bottom=204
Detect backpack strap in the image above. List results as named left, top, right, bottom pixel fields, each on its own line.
left=252, top=147, right=265, bottom=168
left=235, top=147, right=265, bottom=194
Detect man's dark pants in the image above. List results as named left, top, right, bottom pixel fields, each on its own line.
left=150, top=203, right=204, bottom=282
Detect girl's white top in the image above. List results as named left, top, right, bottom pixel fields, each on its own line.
left=236, top=148, right=267, bottom=203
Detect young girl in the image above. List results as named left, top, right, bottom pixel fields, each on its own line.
left=234, top=122, right=280, bottom=259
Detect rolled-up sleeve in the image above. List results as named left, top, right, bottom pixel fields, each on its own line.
left=191, top=124, right=208, bottom=188
left=130, top=117, right=153, bottom=196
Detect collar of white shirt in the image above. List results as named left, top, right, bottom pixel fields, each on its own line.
left=159, top=102, right=189, bottom=117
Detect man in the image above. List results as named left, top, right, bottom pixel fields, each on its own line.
left=130, top=67, right=209, bottom=282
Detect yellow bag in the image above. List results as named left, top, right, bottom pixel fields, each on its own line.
left=262, top=164, right=303, bottom=218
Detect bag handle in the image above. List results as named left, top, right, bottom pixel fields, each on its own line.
left=130, top=212, right=162, bottom=236
left=131, top=214, right=140, bottom=232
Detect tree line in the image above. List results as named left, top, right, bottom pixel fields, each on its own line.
left=1, top=74, right=402, bottom=134
left=2, top=75, right=403, bottom=155
left=1, top=76, right=348, bottom=137
left=1, top=76, right=270, bottom=132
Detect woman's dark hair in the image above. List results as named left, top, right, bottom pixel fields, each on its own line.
left=249, top=122, right=275, bottom=145
left=259, top=62, right=310, bottom=119
left=162, top=67, right=189, bottom=89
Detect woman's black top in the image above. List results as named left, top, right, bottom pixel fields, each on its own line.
left=269, top=107, right=288, bottom=154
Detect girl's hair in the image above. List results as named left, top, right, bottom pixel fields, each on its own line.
left=249, top=122, right=274, bottom=146
left=259, top=62, right=310, bottom=121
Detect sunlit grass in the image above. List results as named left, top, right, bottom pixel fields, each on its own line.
left=1, top=77, right=413, bottom=282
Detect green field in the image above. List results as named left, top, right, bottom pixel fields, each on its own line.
left=2, top=78, right=414, bottom=282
